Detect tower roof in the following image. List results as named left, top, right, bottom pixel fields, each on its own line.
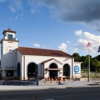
left=2, top=28, right=16, bottom=34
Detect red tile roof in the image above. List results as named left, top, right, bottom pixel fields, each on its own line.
left=18, top=46, right=73, bottom=58
left=2, top=28, right=16, bottom=34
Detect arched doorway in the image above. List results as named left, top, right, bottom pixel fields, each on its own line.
left=49, top=63, right=58, bottom=79
left=17, top=62, right=20, bottom=77
left=27, top=63, right=38, bottom=78
left=63, top=64, right=70, bottom=78
left=0, top=70, right=2, bottom=79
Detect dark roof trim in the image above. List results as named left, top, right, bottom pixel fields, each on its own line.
left=0, top=39, right=19, bottom=44
left=2, top=28, right=16, bottom=34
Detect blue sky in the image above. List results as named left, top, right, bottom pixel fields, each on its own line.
left=0, top=0, right=100, bottom=57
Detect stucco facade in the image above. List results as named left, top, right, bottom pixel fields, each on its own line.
left=0, top=28, right=82, bottom=80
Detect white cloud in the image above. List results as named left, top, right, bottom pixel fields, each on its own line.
left=58, top=43, right=67, bottom=52
left=27, top=0, right=42, bottom=13
left=75, top=30, right=83, bottom=36
left=33, top=43, right=40, bottom=47
left=7, top=13, right=24, bottom=22
left=27, top=0, right=100, bottom=31
left=8, top=0, right=23, bottom=12
left=73, top=48, right=79, bottom=53
left=75, top=30, right=100, bottom=54
left=8, top=5, right=15, bottom=12
left=27, top=0, right=100, bottom=22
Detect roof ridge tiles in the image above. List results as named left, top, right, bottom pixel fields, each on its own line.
left=18, top=46, right=73, bottom=58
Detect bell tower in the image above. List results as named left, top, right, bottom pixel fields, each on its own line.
left=0, top=28, right=19, bottom=78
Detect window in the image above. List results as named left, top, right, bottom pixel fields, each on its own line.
left=8, top=34, right=13, bottom=40
left=6, top=70, right=14, bottom=76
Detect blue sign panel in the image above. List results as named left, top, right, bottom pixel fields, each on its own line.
left=74, top=66, right=79, bottom=74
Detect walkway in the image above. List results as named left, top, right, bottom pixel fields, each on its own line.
left=0, top=80, right=100, bottom=91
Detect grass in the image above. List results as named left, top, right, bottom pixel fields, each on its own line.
left=81, top=69, right=100, bottom=78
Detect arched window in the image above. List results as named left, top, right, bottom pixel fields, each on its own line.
left=63, top=64, right=70, bottom=76
left=27, top=63, right=38, bottom=77
left=17, top=62, right=20, bottom=77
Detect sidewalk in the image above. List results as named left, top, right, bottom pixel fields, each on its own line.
left=0, top=80, right=100, bottom=91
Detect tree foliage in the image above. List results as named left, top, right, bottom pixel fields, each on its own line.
left=72, top=53, right=100, bottom=72
left=72, top=53, right=81, bottom=61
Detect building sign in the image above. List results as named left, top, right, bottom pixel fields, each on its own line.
left=74, top=66, right=79, bottom=74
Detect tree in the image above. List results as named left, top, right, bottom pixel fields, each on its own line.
left=91, top=58, right=100, bottom=72
left=72, top=53, right=81, bottom=61
left=72, top=52, right=100, bottom=71
left=82, top=55, right=89, bottom=69
left=94, top=55, right=100, bottom=61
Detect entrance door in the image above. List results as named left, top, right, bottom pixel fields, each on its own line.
left=49, top=63, right=58, bottom=79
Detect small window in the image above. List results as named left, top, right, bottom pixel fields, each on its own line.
left=6, top=70, right=14, bottom=76
left=8, top=34, right=13, bottom=40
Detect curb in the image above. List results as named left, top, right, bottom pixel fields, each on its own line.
left=0, top=84, right=100, bottom=91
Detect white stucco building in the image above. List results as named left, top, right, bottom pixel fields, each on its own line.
left=0, top=28, right=82, bottom=80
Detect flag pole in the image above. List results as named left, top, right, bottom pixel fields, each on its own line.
left=86, top=42, right=91, bottom=82
left=88, top=48, right=90, bottom=82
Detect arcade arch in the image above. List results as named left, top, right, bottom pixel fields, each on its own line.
left=27, top=62, right=38, bottom=78
left=63, top=64, right=70, bottom=78
left=17, top=62, right=21, bottom=77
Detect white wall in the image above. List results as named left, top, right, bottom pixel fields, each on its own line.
left=1, top=38, right=81, bottom=80
left=1, top=41, right=18, bottom=70
left=21, top=55, right=74, bottom=80
left=43, top=59, right=63, bottom=78
left=17, top=51, right=23, bottom=80
left=73, top=62, right=82, bottom=79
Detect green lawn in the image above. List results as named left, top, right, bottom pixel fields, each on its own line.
left=81, top=69, right=100, bottom=78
